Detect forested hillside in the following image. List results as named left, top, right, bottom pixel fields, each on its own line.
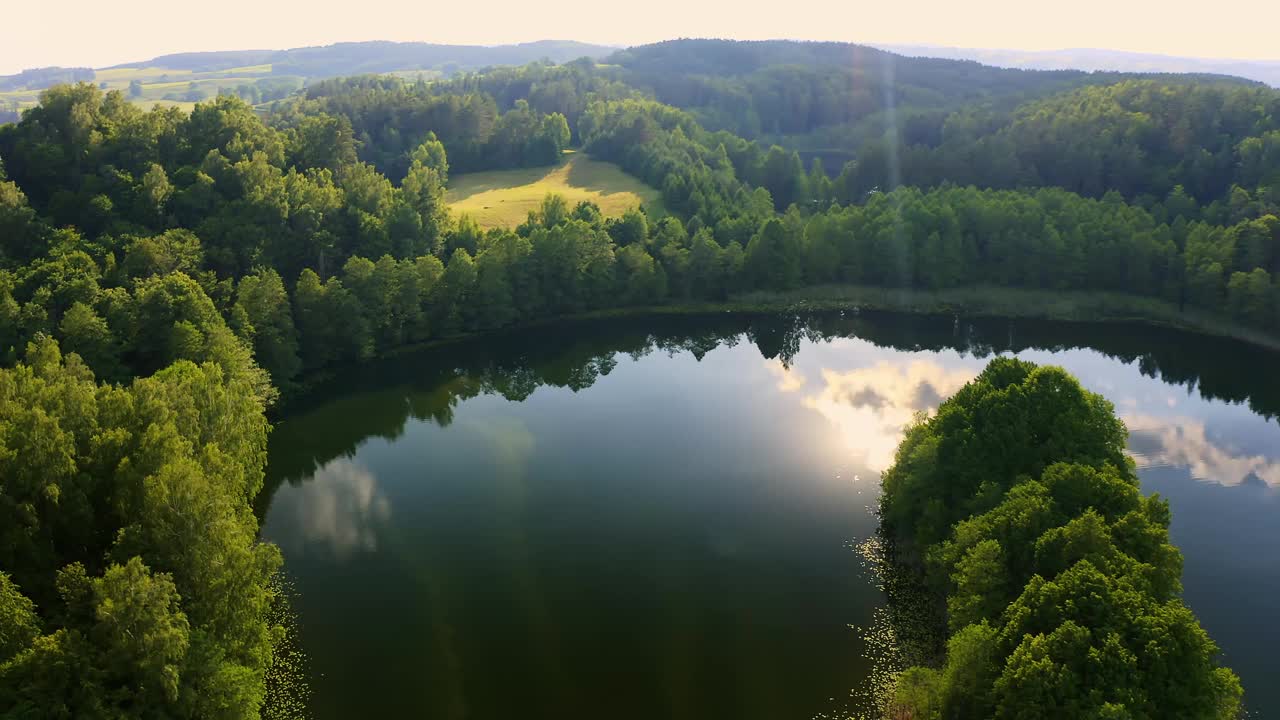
left=0, top=38, right=1271, bottom=716
left=879, top=44, right=1280, bottom=88
left=605, top=40, right=1259, bottom=155
left=607, top=39, right=1106, bottom=139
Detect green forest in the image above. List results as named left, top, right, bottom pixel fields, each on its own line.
left=0, top=38, right=1271, bottom=717
left=881, top=358, right=1241, bottom=718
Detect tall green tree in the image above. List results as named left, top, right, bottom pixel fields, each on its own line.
left=235, top=268, right=301, bottom=386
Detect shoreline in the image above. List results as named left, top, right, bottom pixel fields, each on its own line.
left=274, top=284, right=1280, bottom=412
left=702, top=285, right=1280, bottom=352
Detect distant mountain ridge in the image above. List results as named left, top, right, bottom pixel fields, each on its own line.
left=2, top=38, right=1270, bottom=127
left=877, top=44, right=1280, bottom=87
left=0, top=40, right=618, bottom=120
left=110, top=40, right=615, bottom=75
left=0, top=40, right=615, bottom=85
left=7, top=39, right=1274, bottom=90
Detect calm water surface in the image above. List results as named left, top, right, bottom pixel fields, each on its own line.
left=260, top=313, right=1280, bottom=719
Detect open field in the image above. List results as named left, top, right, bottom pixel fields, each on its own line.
left=446, top=153, right=664, bottom=228
left=0, top=89, right=40, bottom=104
left=94, top=66, right=194, bottom=82
left=223, top=64, right=274, bottom=75
left=0, top=63, right=292, bottom=117
left=0, top=41, right=614, bottom=123
left=1, top=41, right=616, bottom=122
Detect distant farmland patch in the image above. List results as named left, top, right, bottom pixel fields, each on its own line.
left=446, top=154, right=663, bottom=229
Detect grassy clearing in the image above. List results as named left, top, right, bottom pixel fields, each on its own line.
left=0, top=89, right=41, bottom=105
left=223, top=64, right=273, bottom=75
left=446, top=153, right=664, bottom=229
left=138, top=80, right=200, bottom=91
left=0, top=65, right=288, bottom=115
left=133, top=77, right=261, bottom=96
left=96, top=66, right=269, bottom=83
left=95, top=66, right=193, bottom=82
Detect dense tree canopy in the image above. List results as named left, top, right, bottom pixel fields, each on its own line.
left=881, top=359, right=1242, bottom=719
left=280, top=77, right=575, bottom=180
left=0, top=339, right=280, bottom=717
left=0, top=72, right=1275, bottom=393
left=828, top=80, right=1280, bottom=207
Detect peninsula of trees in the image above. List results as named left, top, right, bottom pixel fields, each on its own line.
left=881, top=359, right=1242, bottom=718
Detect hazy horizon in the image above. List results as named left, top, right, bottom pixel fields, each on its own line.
left=3, top=0, right=1278, bottom=75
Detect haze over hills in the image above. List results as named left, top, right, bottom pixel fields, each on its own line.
left=7, top=37, right=1278, bottom=93
left=0, top=40, right=614, bottom=95
left=0, top=39, right=616, bottom=120
left=3, top=36, right=1270, bottom=130
left=878, top=44, right=1280, bottom=87
left=107, top=39, right=615, bottom=75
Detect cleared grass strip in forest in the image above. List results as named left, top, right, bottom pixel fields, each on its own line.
left=446, top=154, right=664, bottom=229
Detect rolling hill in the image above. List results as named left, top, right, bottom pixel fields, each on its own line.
left=878, top=44, right=1280, bottom=88
left=0, top=40, right=615, bottom=121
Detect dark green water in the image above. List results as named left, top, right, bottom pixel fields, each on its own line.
left=260, top=312, right=1280, bottom=719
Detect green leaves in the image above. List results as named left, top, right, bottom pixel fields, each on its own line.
left=90, top=558, right=190, bottom=704
left=235, top=268, right=301, bottom=386
left=883, top=359, right=1242, bottom=719
left=0, top=341, right=279, bottom=718
left=0, top=574, right=39, bottom=663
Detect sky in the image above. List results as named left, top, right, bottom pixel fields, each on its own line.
left=3, top=0, right=1278, bottom=74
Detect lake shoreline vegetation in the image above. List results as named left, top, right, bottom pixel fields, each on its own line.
left=277, top=285, right=1280, bottom=414
left=262, top=308, right=1280, bottom=501
left=0, top=37, right=1274, bottom=717
left=445, top=283, right=1280, bottom=353
left=727, top=286, right=1280, bottom=350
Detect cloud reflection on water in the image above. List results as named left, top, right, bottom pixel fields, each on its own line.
left=1125, top=414, right=1280, bottom=488
left=799, top=359, right=977, bottom=473
left=775, top=348, right=1280, bottom=490
left=763, top=358, right=807, bottom=393
left=274, top=458, right=392, bottom=559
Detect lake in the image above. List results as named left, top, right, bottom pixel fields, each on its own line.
left=260, top=312, right=1280, bottom=719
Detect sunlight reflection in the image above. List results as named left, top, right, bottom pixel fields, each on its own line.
left=764, top=358, right=807, bottom=392
left=802, top=360, right=976, bottom=472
